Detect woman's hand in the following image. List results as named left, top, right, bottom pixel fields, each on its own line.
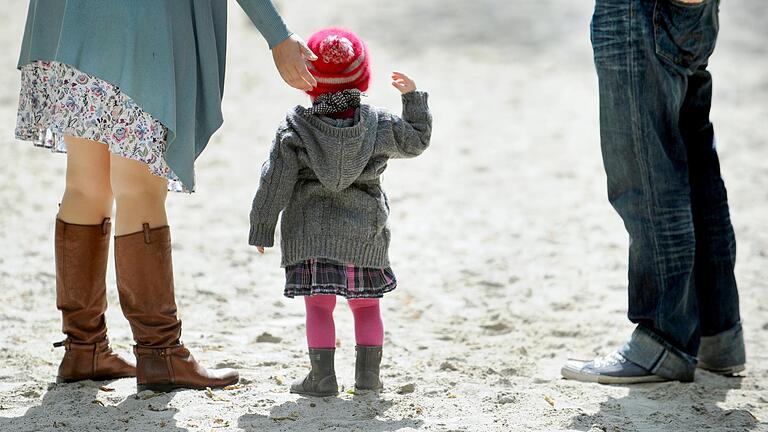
left=272, top=34, right=318, bottom=91
left=257, top=246, right=265, bottom=254
left=391, top=71, right=417, bottom=94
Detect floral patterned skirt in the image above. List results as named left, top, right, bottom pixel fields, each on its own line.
left=284, top=258, right=397, bottom=299
left=15, top=61, right=186, bottom=192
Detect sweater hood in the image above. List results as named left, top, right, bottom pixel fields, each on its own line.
left=287, top=105, right=378, bottom=192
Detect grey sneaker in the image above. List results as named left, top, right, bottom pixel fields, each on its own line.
left=290, top=348, right=339, bottom=397
left=561, top=351, right=668, bottom=384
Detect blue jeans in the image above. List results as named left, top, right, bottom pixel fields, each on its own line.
left=591, top=0, right=743, bottom=380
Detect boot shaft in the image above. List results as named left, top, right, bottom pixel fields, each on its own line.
left=55, top=218, right=111, bottom=344
left=290, top=348, right=338, bottom=397
left=355, top=345, right=383, bottom=391
left=308, top=348, right=337, bottom=375
left=114, top=224, right=181, bottom=347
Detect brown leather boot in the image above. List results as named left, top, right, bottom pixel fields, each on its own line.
left=54, top=218, right=136, bottom=383
left=114, top=224, right=239, bottom=392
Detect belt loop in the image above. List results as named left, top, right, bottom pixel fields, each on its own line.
left=143, top=223, right=151, bottom=244
left=101, top=218, right=111, bottom=235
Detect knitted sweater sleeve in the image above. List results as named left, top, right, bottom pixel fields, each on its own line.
left=236, top=0, right=292, bottom=48
left=248, top=128, right=300, bottom=247
left=384, top=91, right=433, bottom=159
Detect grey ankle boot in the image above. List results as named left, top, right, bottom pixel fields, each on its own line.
left=290, top=348, right=339, bottom=397
left=355, top=345, right=383, bottom=391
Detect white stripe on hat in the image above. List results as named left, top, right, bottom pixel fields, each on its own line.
left=314, top=65, right=367, bottom=85
left=341, top=50, right=366, bottom=74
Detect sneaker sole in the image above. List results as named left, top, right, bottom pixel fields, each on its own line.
left=697, top=363, right=746, bottom=376
left=561, top=366, right=668, bottom=384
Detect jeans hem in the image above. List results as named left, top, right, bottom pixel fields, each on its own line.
left=699, top=321, right=745, bottom=367
left=620, top=325, right=696, bottom=381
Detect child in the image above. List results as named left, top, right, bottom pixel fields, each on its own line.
left=249, top=27, right=432, bottom=396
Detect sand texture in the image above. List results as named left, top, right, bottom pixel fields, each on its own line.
left=0, top=1, right=766, bottom=431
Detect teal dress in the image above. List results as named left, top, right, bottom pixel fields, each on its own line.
left=17, top=0, right=292, bottom=190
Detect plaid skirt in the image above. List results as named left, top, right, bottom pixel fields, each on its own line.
left=284, top=258, right=397, bottom=299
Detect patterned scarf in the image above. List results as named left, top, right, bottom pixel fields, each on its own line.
left=307, top=89, right=364, bottom=115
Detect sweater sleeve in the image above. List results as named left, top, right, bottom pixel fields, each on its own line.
left=385, top=91, right=433, bottom=159
left=236, top=0, right=292, bottom=49
left=249, top=128, right=300, bottom=247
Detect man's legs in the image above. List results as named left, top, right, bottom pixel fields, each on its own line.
left=563, top=0, right=730, bottom=383
left=683, top=66, right=745, bottom=373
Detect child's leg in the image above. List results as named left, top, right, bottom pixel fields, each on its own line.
left=348, top=298, right=384, bottom=346
left=304, top=295, right=337, bottom=349
left=291, top=295, right=339, bottom=396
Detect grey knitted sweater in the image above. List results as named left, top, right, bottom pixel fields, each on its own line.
left=249, top=91, right=432, bottom=267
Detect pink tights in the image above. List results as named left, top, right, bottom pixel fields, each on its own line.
left=304, top=295, right=384, bottom=349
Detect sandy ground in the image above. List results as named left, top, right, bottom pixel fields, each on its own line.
left=0, top=1, right=767, bottom=431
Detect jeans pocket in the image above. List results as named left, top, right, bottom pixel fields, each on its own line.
left=654, top=0, right=719, bottom=69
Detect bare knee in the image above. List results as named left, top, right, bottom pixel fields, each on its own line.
left=63, top=176, right=112, bottom=206
left=110, top=155, right=168, bottom=234
left=110, top=156, right=167, bottom=203
left=60, top=137, right=113, bottom=222
left=63, top=136, right=112, bottom=203
left=112, top=181, right=167, bottom=204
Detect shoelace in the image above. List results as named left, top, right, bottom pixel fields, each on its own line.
left=591, top=351, right=627, bottom=368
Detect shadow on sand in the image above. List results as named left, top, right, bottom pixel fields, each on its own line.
left=0, top=379, right=184, bottom=432
left=237, top=391, right=424, bottom=432
left=567, top=372, right=764, bottom=431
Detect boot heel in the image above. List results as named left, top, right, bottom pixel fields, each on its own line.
left=137, top=383, right=179, bottom=393
left=354, top=371, right=382, bottom=391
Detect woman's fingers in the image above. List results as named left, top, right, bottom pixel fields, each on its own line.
left=296, top=38, right=318, bottom=88
left=297, top=64, right=318, bottom=88
left=300, top=41, right=318, bottom=61
left=282, top=64, right=311, bottom=91
left=272, top=34, right=317, bottom=91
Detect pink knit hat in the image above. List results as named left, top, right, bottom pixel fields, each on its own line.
left=306, top=28, right=371, bottom=98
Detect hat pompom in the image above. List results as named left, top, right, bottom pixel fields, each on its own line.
left=306, top=27, right=371, bottom=97
left=319, top=35, right=355, bottom=64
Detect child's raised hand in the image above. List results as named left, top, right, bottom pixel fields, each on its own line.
left=391, top=71, right=416, bottom=94
left=257, top=246, right=265, bottom=254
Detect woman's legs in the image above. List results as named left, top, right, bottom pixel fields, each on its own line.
left=54, top=136, right=135, bottom=382
left=109, top=154, right=167, bottom=235
left=348, top=298, right=384, bottom=346
left=110, top=155, right=238, bottom=390
left=59, top=136, right=113, bottom=223
left=305, top=295, right=337, bottom=349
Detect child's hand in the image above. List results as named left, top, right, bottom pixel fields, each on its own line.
left=257, top=246, right=265, bottom=254
left=391, top=71, right=417, bottom=94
